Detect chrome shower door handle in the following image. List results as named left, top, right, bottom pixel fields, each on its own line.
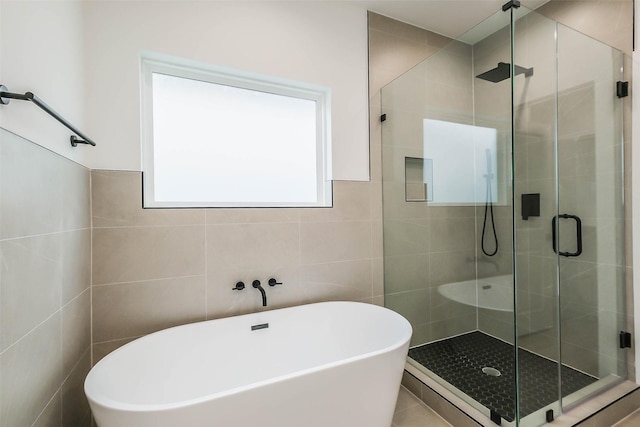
left=552, top=214, right=583, bottom=257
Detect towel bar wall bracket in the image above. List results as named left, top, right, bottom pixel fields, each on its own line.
left=0, top=84, right=96, bottom=147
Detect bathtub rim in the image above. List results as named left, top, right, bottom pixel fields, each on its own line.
left=85, top=301, right=412, bottom=413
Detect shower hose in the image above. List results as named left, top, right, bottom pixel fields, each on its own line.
left=481, top=182, right=498, bottom=257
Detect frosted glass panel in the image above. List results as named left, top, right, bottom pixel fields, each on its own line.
left=151, top=73, right=318, bottom=204
left=423, top=119, right=497, bottom=204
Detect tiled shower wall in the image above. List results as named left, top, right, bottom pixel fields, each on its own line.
left=0, top=129, right=92, bottom=426
left=469, top=11, right=632, bottom=381
left=370, top=13, right=484, bottom=347
left=90, top=170, right=383, bottom=359
left=536, top=0, right=635, bottom=382
left=371, top=0, right=634, bottom=378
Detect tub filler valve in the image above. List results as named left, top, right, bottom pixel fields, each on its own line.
left=232, top=282, right=245, bottom=291
left=268, top=278, right=282, bottom=287
left=252, top=280, right=268, bottom=307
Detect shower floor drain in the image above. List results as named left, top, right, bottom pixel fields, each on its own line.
left=482, top=367, right=501, bottom=377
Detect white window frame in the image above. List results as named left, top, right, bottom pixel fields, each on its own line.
left=140, top=53, right=332, bottom=208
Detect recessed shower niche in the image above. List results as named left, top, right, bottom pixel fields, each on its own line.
left=404, top=157, right=431, bottom=202
left=381, top=3, right=627, bottom=426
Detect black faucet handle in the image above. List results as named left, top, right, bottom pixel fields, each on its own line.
left=268, top=278, right=283, bottom=287
left=252, top=280, right=261, bottom=288
left=232, top=281, right=245, bottom=290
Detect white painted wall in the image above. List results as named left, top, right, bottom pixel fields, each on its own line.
left=83, top=1, right=370, bottom=181
left=0, top=0, right=88, bottom=165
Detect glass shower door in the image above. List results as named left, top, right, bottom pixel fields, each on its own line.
left=555, top=23, right=627, bottom=410
left=509, top=7, right=562, bottom=426
left=512, top=9, right=627, bottom=426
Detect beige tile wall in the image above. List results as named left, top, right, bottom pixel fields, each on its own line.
left=0, top=129, right=92, bottom=427
left=536, top=0, right=633, bottom=57
left=90, top=170, right=382, bottom=359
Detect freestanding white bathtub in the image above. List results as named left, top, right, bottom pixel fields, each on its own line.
left=84, top=301, right=412, bottom=427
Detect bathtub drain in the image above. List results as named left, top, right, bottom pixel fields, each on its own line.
left=482, top=367, right=501, bottom=377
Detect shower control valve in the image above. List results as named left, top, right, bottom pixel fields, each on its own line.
left=232, top=281, right=245, bottom=291
left=268, top=278, right=283, bottom=287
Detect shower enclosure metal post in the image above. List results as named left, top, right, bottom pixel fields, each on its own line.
left=504, top=0, right=522, bottom=423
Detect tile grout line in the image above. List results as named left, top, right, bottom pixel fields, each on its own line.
left=30, top=387, right=60, bottom=427
left=0, top=309, right=59, bottom=356
left=92, top=274, right=205, bottom=288
left=0, top=226, right=91, bottom=243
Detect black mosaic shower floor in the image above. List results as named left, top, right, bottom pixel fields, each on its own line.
left=409, top=331, right=597, bottom=422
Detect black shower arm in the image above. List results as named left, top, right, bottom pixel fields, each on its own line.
left=0, top=85, right=96, bottom=147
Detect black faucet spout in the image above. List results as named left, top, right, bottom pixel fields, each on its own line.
left=252, top=280, right=267, bottom=306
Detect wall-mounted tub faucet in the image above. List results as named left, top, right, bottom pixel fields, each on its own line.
left=252, top=280, right=267, bottom=306
left=232, top=281, right=245, bottom=291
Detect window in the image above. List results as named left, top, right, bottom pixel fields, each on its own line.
left=141, top=54, right=332, bottom=208
left=422, top=119, right=499, bottom=205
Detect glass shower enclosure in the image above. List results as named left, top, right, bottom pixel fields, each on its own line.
left=381, top=3, right=627, bottom=426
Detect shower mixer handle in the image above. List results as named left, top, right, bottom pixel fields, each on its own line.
left=268, top=278, right=282, bottom=287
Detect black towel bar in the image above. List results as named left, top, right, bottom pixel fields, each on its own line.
left=0, top=84, right=96, bottom=147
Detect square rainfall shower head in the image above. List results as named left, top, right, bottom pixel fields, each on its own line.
left=476, top=62, right=533, bottom=83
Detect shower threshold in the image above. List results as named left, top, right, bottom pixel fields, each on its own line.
left=408, top=331, right=597, bottom=422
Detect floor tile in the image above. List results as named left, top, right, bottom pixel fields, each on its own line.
left=613, top=408, right=640, bottom=426
left=393, top=386, right=452, bottom=427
